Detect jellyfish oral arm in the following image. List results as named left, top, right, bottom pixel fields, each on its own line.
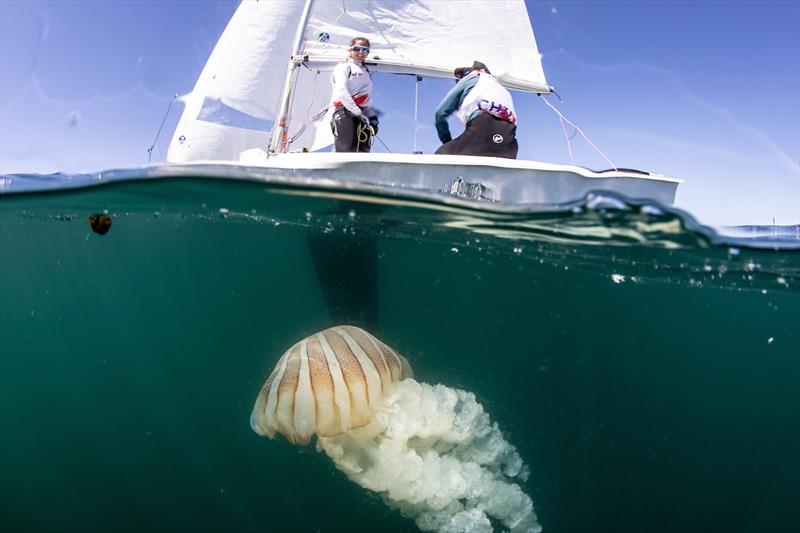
left=317, top=380, right=541, bottom=533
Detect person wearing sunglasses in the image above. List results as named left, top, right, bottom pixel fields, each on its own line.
left=330, top=37, right=380, bottom=152
left=433, top=60, right=518, bottom=159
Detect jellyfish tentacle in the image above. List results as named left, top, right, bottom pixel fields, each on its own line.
left=316, top=380, right=540, bottom=533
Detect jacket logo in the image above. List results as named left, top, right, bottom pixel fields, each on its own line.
left=493, top=134, right=504, bottom=143
left=477, top=99, right=516, bottom=124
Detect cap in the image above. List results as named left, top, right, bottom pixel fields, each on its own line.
left=454, top=61, right=490, bottom=79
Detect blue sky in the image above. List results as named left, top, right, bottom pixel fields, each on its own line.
left=1, top=0, right=798, bottom=227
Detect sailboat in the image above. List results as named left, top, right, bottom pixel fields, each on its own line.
left=165, top=0, right=680, bottom=208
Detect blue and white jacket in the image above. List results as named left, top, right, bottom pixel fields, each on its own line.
left=434, top=71, right=516, bottom=143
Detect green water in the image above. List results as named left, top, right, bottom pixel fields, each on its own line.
left=1, top=178, right=798, bottom=532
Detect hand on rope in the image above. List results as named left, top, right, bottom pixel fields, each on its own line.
left=362, top=106, right=382, bottom=135
left=356, top=115, right=375, bottom=147
left=368, top=115, right=379, bottom=136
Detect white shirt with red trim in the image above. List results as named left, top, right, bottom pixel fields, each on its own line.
left=330, top=59, right=372, bottom=116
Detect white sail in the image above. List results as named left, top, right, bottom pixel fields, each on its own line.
left=302, top=0, right=549, bottom=92
left=168, top=0, right=549, bottom=160
left=166, top=1, right=305, bottom=162
left=279, top=65, right=338, bottom=154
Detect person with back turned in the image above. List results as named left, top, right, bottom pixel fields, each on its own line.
left=330, top=37, right=380, bottom=152
left=434, top=61, right=518, bottom=159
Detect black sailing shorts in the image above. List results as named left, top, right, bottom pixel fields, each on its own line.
left=435, top=113, right=518, bottom=159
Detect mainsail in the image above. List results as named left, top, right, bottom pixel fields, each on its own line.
left=301, top=0, right=548, bottom=91
left=167, top=0, right=549, bottom=162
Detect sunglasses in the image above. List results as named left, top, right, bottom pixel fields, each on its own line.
left=351, top=45, right=370, bottom=54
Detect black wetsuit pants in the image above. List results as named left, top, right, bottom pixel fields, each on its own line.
left=331, top=107, right=372, bottom=153
left=435, top=113, right=518, bottom=159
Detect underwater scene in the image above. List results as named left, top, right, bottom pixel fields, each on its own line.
left=1, top=175, right=799, bottom=533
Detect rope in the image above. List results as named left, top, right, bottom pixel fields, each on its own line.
left=146, top=94, right=177, bottom=163
left=374, top=134, right=393, bottom=153
left=356, top=119, right=392, bottom=153
left=538, top=94, right=617, bottom=171
left=558, top=116, right=575, bottom=164
left=287, top=105, right=330, bottom=146
left=356, top=121, right=374, bottom=150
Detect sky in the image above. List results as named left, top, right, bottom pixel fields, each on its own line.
left=1, top=0, right=798, bottom=227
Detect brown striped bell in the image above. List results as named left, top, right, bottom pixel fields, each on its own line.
left=250, top=325, right=413, bottom=445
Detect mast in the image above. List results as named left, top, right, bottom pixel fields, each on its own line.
left=268, top=0, right=314, bottom=155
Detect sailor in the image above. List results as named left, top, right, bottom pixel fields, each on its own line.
left=434, top=61, right=518, bottom=159
left=330, top=37, right=380, bottom=152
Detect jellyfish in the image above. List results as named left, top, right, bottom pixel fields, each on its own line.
left=251, top=326, right=541, bottom=533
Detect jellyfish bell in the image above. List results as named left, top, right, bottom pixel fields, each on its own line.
left=250, top=325, right=413, bottom=445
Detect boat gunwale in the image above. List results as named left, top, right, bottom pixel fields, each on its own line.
left=225, top=153, right=684, bottom=184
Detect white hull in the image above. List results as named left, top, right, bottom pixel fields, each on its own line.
left=152, top=152, right=680, bottom=209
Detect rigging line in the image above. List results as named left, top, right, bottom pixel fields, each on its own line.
left=374, top=134, right=393, bottom=153
left=146, top=94, right=177, bottom=163
left=558, top=116, right=575, bottom=164
left=538, top=94, right=618, bottom=171
left=288, top=70, right=323, bottom=147
left=287, top=106, right=330, bottom=145
left=567, top=127, right=578, bottom=141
